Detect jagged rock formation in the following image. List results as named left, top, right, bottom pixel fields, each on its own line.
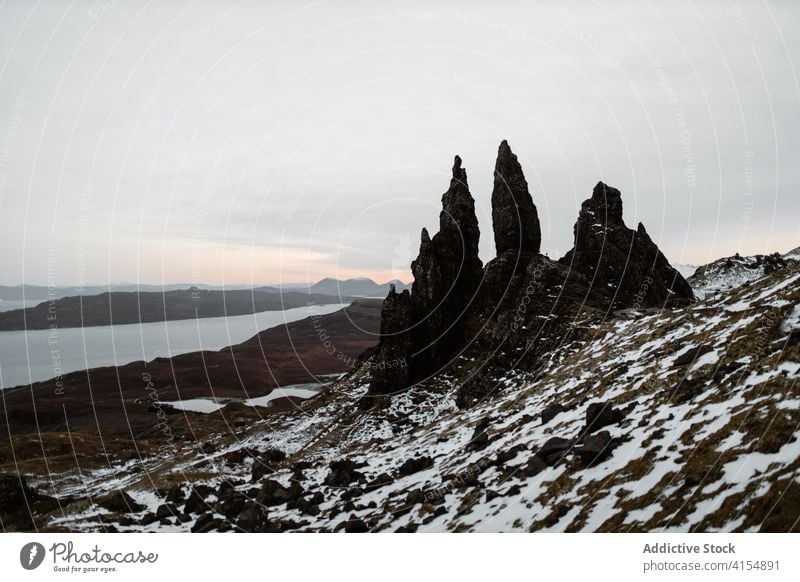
left=560, top=181, right=693, bottom=310
left=369, top=157, right=483, bottom=396
left=492, top=140, right=541, bottom=257
left=369, top=144, right=693, bottom=403
left=367, top=287, right=412, bottom=394
left=481, top=141, right=543, bottom=312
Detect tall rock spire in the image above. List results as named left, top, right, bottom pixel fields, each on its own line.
left=492, top=140, right=541, bottom=256
left=413, top=156, right=483, bottom=306
left=368, top=155, right=483, bottom=397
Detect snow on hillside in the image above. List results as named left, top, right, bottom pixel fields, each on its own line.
left=689, top=252, right=787, bottom=300
left=37, top=261, right=800, bottom=533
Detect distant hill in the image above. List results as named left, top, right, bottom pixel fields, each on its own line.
left=0, top=288, right=348, bottom=331
left=0, top=278, right=406, bottom=301
left=0, top=283, right=276, bottom=301
left=304, top=277, right=410, bottom=298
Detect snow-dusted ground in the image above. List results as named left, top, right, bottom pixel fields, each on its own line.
left=166, top=383, right=324, bottom=413
left=689, top=253, right=787, bottom=300
left=39, top=261, right=800, bottom=533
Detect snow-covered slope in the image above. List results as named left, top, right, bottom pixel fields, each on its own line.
left=689, top=252, right=788, bottom=300
left=33, top=260, right=800, bottom=533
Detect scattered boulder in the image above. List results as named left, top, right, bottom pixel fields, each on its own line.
left=584, top=401, right=624, bottom=433
left=155, top=503, right=179, bottom=519
left=96, top=490, right=145, bottom=514
left=397, top=456, right=434, bottom=477
left=673, top=344, right=713, bottom=367
left=324, top=459, right=365, bottom=487
left=216, top=483, right=246, bottom=518
left=365, top=472, right=394, bottom=491
left=575, top=431, right=614, bottom=466
left=191, top=512, right=220, bottom=533
left=183, top=489, right=208, bottom=515
left=251, top=448, right=287, bottom=482
left=343, top=515, right=369, bottom=533
left=164, top=485, right=185, bottom=504
left=467, top=418, right=491, bottom=451
left=495, top=444, right=527, bottom=466
left=257, top=480, right=292, bottom=506
left=538, top=437, right=573, bottom=466
left=235, top=501, right=270, bottom=531
left=541, top=403, right=567, bottom=425
left=522, top=455, right=548, bottom=477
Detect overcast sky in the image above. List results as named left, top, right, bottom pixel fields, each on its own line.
left=0, top=0, right=798, bottom=286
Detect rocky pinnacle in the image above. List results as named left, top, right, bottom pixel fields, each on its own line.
left=492, top=140, right=541, bottom=256
left=368, top=156, right=483, bottom=396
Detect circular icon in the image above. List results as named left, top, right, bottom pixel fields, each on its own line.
left=20, top=542, right=46, bottom=570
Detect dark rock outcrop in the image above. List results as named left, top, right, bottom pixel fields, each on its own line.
left=324, top=459, right=365, bottom=487
left=367, top=287, right=413, bottom=394
left=183, top=489, right=208, bottom=515
left=0, top=474, right=59, bottom=531
left=369, top=156, right=483, bottom=396
left=236, top=501, right=271, bottom=531
left=492, top=140, right=541, bottom=257
left=368, top=144, right=694, bottom=408
left=575, top=431, right=614, bottom=466
left=397, top=456, right=434, bottom=477
left=97, top=490, right=145, bottom=514
left=538, top=437, right=574, bottom=466
left=560, top=181, right=694, bottom=309
left=584, top=401, right=624, bottom=434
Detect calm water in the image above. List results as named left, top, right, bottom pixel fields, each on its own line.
left=0, top=299, right=41, bottom=312
left=0, top=304, right=346, bottom=389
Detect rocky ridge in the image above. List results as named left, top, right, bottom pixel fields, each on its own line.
left=370, top=142, right=694, bottom=406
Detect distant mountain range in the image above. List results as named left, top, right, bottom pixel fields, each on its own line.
left=302, top=277, right=410, bottom=297
left=0, top=277, right=408, bottom=301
